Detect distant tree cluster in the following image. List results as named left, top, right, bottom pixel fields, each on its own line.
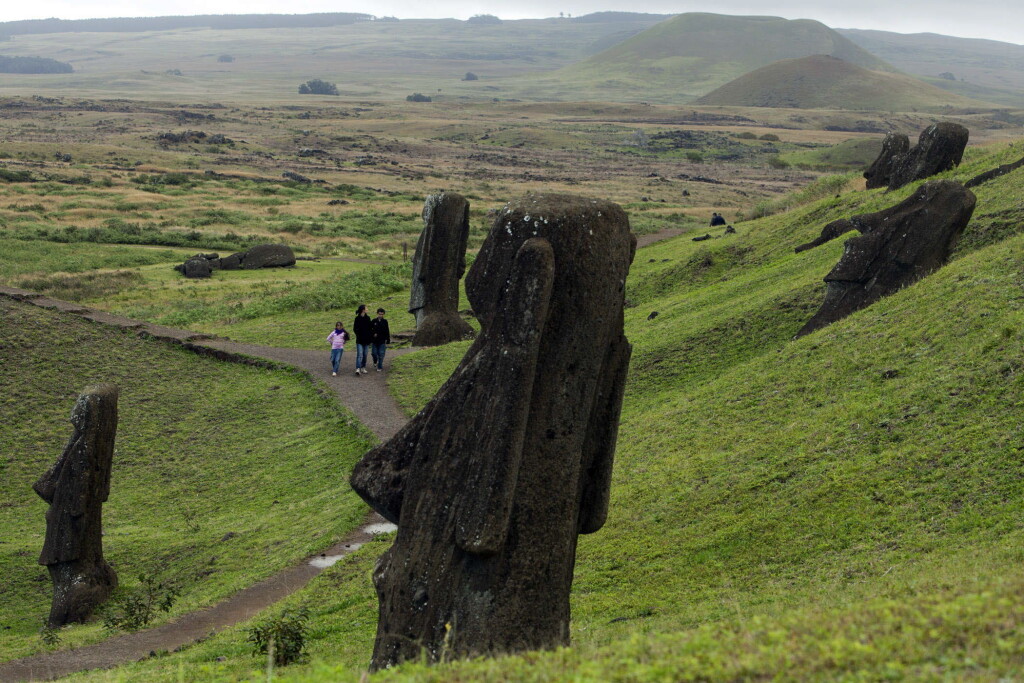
left=462, top=72, right=478, bottom=81
left=0, top=13, right=372, bottom=37
left=406, top=93, right=433, bottom=102
left=466, top=14, right=502, bottom=25
left=0, top=55, right=73, bottom=74
left=217, top=54, right=235, bottom=63
left=375, top=16, right=400, bottom=22
left=298, top=79, right=339, bottom=95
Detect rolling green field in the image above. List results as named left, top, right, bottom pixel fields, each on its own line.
left=0, top=299, right=376, bottom=662
left=11, top=132, right=1016, bottom=682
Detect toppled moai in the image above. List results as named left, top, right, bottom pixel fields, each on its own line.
left=352, top=194, right=635, bottom=669
left=34, top=384, right=120, bottom=627
left=798, top=180, right=976, bottom=337
left=174, top=244, right=295, bottom=278
left=408, top=192, right=474, bottom=346
left=864, top=123, right=969, bottom=191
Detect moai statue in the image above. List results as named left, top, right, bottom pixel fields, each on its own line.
left=863, top=131, right=910, bottom=190
left=352, top=194, right=635, bottom=669
left=34, top=384, right=119, bottom=628
left=409, top=192, right=475, bottom=346
left=798, top=180, right=976, bottom=337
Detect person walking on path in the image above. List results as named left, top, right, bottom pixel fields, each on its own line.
left=370, top=308, right=392, bottom=373
left=354, top=304, right=373, bottom=375
left=327, top=322, right=349, bottom=376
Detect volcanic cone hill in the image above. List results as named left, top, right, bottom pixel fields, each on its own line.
left=696, top=54, right=988, bottom=110
left=554, top=12, right=895, bottom=101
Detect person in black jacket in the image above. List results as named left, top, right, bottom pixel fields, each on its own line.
left=370, top=308, right=392, bottom=373
left=353, top=304, right=373, bottom=375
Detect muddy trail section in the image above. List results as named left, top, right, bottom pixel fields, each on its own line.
left=0, top=287, right=413, bottom=682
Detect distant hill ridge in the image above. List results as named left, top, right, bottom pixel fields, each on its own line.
left=558, top=12, right=894, bottom=100
left=0, top=13, right=372, bottom=36
left=696, top=54, right=987, bottom=110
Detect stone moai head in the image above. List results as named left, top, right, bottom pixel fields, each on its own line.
left=34, top=383, right=119, bottom=627
left=409, top=192, right=475, bottom=346
left=352, top=194, right=635, bottom=669
left=798, top=180, right=976, bottom=336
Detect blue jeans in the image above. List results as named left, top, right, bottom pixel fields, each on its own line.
left=356, top=343, right=370, bottom=369
left=372, top=343, right=387, bottom=370
left=330, top=348, right=343, bottom=373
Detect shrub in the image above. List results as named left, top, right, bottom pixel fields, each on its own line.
left=685, top=151, right=704, bottom=163
left=406, top=93, right=432, bottom=102
left=759, top=133, right=780, bottom=141
left=463, top=72, right=478, bottom=81
left=767, top=156, right=790, bottom=169
left=217, top=54, right=235, bottom=63
left=102, top=574, right=179, bottom=632
left=735, top=131, right=757, bottom=140
left=247, top=608, right=310, bottom=667
left=298, top=79, right=339, bottom=96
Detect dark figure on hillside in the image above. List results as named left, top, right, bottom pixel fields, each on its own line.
left=798, top=180, right=976, bottom=337
left=353, top=304, right=373, bottom=375
left=409, top=192, right=475, bottom=346
left=710, top=212, right=726, bottom=227
left=34, top=384, right=119, bottom=628
left=351, top=193, right=635, bottom=670
left=864, top=123, right=969, bottom=191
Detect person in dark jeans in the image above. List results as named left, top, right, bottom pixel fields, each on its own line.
left=353, top=304, right=373, bottom=375
left=370, top=308, right=392, bottom=372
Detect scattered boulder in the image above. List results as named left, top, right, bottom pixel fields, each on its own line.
left=864, top=123, right=969, bottom=191
left=352, top=193, right=635, bottom=670
left=798, top=180, right=976, bottom=337
left=692, top=233, right=712, bottom=241
left=34, top=384, right=120, bottom=627
left=282, top=171, right=311, bottom=183
left=409, top=192, right=475, bottom=346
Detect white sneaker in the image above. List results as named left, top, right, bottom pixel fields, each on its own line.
left=355, top=369, right=361, bottom=376
left=332, top=372, right=337, bottom=376
left=376, top=368, right=381, bottom=373
left=362, top=368, right=369, bottom=374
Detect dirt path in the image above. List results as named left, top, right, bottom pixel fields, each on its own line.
left=0, top=288, right=414, bottom=682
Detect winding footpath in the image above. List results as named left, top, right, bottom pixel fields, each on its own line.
left=0, top=225, right=683, bottom=681
left=0, top=286, right=413, bottom=682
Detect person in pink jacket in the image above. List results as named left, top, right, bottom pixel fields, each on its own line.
left=327, top=321, right=349, bottom=376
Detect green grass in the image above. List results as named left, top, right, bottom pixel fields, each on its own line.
left=0, top=238, right=191, bottom=280
left=7, top=137, right=1024, bottom=681
left=0, top=299, right=375, bottom=662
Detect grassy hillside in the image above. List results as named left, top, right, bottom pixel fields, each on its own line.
left=543, top=13, right=895, bottom=103
left=0, top=300, right=375, bottom=662
left=62, top=138, right=1024, bottom=680
left=697, top=55, right=988, bottom=111
left=839, top=29, right=1024, bottom=108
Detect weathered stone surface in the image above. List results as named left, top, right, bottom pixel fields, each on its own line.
left=798, top=180, right=976, bottom=336
left=34, top=384, right=119, bottom=627
left=863, top=132, right=910, bottom=190
left=794, top=218, right=857, bottom=253
left=409, top=192, right=474, bottom=346
left=218, top=253, right=242, bottom=270
left=240, top=243, right=295, bottom=269
left=352, top=194, right=635, bottom=669
left=881, top=123, right=969, bottom=191
left=182, top=257, right=212, bottom=278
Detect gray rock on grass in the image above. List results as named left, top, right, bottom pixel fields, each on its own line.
left=352, top=194, right=635, bottom=669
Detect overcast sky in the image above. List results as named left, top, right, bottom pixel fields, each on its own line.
left=3, top=1, right=1022, bottom=45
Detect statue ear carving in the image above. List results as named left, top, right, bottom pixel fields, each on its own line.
left=455, top=238, right=555, bottom=555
